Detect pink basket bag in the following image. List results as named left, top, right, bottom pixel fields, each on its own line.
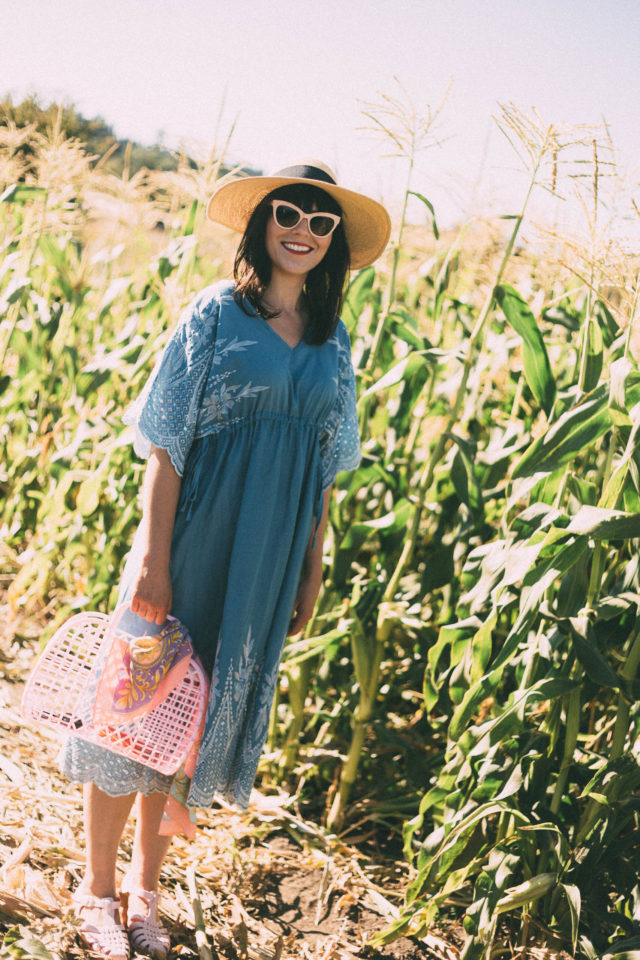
left=21, top=604, right=208, bottom=775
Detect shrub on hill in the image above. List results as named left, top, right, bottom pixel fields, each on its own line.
left=1, top=93, right=189, bottom=177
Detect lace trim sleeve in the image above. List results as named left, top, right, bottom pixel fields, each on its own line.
left=319, top=321, right=362, bottom=490
left=123, top=287, right=221, bottom=476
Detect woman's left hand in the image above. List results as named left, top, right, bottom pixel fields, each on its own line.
left=287, top=571, right=322, bottom=636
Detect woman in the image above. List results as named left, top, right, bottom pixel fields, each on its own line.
left=61, top=160, right=390, bottom=959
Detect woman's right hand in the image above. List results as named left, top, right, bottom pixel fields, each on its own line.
left=130, top=560, right=173, bottom=625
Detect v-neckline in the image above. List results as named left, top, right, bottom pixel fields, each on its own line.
left=262, top=318, right=305, bottom=352
left=242, top=296, right=307, bottom=351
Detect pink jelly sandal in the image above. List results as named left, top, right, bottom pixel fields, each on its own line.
left=121, top=880, right=170, bottom=960
left=72, top=890, right=130, bottom=960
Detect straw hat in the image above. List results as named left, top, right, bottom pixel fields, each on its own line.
left=207, top=159, right=391, bottom=270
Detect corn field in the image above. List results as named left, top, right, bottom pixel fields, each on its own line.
left=2, top=101, right=640, bottom=959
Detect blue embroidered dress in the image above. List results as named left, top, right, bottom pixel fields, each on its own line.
left=61, top=279, right=361, bottom=809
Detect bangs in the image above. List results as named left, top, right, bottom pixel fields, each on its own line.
left=269, top=184, right=342, bottom=215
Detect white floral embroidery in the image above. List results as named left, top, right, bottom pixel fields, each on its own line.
left=199, top=381, right=269, bottom=425
left=190, top=624, right=280, bottom=808
left=213, top=336, right=260, bottom=365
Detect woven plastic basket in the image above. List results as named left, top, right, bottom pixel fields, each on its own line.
left=22, top=609, right=207, bottom=774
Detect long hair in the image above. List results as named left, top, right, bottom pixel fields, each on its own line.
left=233, top=184, right=350, bottom=345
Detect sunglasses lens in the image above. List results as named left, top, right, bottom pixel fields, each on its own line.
left=309, top=215, right=336, bottom=237
left=274, top=203, right=301, bottom=229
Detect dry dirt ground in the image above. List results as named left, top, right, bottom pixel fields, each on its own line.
left=0, top=601, right=461, bottom=960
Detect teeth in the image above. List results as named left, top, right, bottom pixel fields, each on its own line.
left=283, top=242, right=311, bottom=252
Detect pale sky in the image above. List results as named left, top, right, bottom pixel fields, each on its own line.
left=3, top=0, right=640, bottom=229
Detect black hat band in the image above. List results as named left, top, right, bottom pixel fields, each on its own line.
left=273, top=164, right=336, bottom=185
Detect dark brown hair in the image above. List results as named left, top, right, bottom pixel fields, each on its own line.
left=233, top=184, right=350, bottom=345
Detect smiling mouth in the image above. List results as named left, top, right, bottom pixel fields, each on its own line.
left=282, top=241, right=313, bottom=254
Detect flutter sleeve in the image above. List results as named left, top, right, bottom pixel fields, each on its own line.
left=319, top=320, right=362, bottom=490
left=123, top=287, right=221, bottom=476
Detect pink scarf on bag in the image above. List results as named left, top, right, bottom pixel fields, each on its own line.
left=92, top=613, right=205, bottom=837
left=159, top=749, right=201, bottom=837
left=92, top=618, right=192, bottom=724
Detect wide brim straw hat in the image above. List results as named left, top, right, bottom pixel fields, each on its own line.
left=207, top=159, right=391, bottom=271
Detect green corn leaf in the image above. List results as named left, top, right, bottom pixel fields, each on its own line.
left=467, top=676, right=578, bottom=759
left=153, top=235, right=197, bottom=282
left=609, top=356, right=634, bottom=425
left=594, top=593, right=640, bottom=619
left=624, top=483, right=640, bottom=513
left=98, top=276, right=132, bottom=316
left=470, top=611, right=497, bottom=683
left=282, top=625, right=350, bottom=666
left=388, top=307, right=427, bottom=349
left=583, top=315, right=604, bottom=391
left=602, top=945, right=640, bottom=960
left=436, top=801, right=528, bottom=867
left=0, top=280, right=31, bottom=315
left=565, top=504, right=640, bottom=539
left=368, top=911, right=414, bottom=946
left=495, top=283, right=556, bottom=415
left=513, top=385, right=611, bottom=479
left=594, top=298, right=622, bottom=348
left=184, top=198, right=199, bottom=236
left=517, top=533, right=588, bottom=621
left=333, top=499, right=412, bottom=583
left=0, top=183, right=47, bottom=203
left=342, top=265, right=377, bottom=331
left=359, top=351, right=434, bottom=397
left=579, top=936, right=601, bottom=960
left=568, top=615, right=621, bottom=688
left=579, top=756, right=640, bottom=804
left=6, top=938, right=55, bottom=960
left=543, top=303, right=581, bottom=333
left=513, top=502, right=564, bottom=532
left=599, top=414, right=640, bottom=509
left=424, top=616, right=481, bottom=710
left=414, top=801, right=519, bottom=892
left=408, top=190, right=439, bottom=239
left=495, top=873, right=556, bottom=913
left=567, top=473, right=598, bottom=506
left=76, top=473, right=103, bottom=517
left=448, top=434, right=484, bottom=519
left=449, top=537, right=587, bottom=739
left=37, top=235, right=75, bottom=301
